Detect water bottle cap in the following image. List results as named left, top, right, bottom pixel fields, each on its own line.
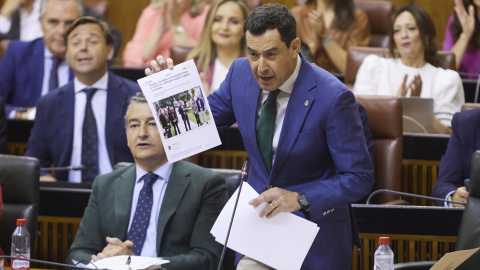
left=16, top=219, right=27, bottom=226
left=379, top=237, right=390, bottom=244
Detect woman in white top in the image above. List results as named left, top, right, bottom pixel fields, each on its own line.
left=187, top=0, right=249, bottom=95
left=353, top=4, right=464, bottom=134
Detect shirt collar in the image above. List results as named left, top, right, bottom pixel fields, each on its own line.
left=135, top=162, right=173, bottom=184
left=277, top=54, right=302, bottom=95
left=44, top=47, right=56, bottom=59
left=74, top=72, right=109, bottom=93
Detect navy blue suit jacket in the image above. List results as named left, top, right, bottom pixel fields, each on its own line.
left=433, top=109, right=480, bottom=204
left=208, top=54, right=375, bottom=269
left=25, top=72, right=139, bottom=181
left=0, top=38, right=74, bottom=109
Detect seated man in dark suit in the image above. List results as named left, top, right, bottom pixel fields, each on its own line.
left=0, top=0, right=123, bottom=54
left=66, top=92, right=228, bottom=270
left=0, top=0, right=81, bottom=118
left=433, top=109, right=480, bottom=207
left=25, top=16, right=140, bottom=182
left=0, top=96, right=7, bottom=154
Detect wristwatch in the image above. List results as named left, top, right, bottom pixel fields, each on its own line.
left=297, top=192, right=310, bottom=219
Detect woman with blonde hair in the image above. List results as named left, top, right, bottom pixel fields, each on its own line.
left=123, top=0, right=210, bottom=67
left=187, top=0, right=249, bottom=94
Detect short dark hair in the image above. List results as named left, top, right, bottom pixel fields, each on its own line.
left=243, top=3, right=296, bottom=48
left=124, top=92, right=147, bottom=125
left=64, top=16, right=114, bottom=47
left=388, top=4, right=438, bottom=65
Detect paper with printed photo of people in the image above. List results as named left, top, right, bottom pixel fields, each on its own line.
left=138, top=59, right=221, bottom=163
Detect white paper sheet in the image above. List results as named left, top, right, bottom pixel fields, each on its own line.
left=72, top=255, right=169, bottom=270
left=137, top=59, right=221, bottom=163
left=211, top=183, right=319, bottom=270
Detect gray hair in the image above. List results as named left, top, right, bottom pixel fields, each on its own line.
left=40, top=0, right=84, bottom=18
left=124, top=92, right=148, bottom=125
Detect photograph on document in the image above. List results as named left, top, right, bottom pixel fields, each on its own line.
left=138, top=59, right=221, bottom=163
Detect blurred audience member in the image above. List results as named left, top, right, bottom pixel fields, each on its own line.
left=443, top=0, right=480, bottom=78
left=433, top=109, right=480, bottom=207
left=187, top=0, right=249, bottom=94
left=245, top=0, right=259, bottom=11
left=0, top=0, right=43, bottom=41
left=0, top=97, right=6, bottom=154
left=0, top=0, right=82, bottom=118
left=123, top=0, right=209, bottom=68
left=353, top=5, right=464, bottom=134
left=0, top=0, right=123, bottom=55
left=25, top=16, right=139, bottom=182
left=291, top=0, right=370, bottom=74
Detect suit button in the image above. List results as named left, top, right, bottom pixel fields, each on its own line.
left=323, top=211, right=326, bottom=215
left=327, top=210, right=330, bottom=214
left=267, top=185, right=273, bottom=190
left=331, top=208, right=334, bottom=212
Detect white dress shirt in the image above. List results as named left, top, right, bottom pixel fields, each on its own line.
left=256, top=55, right=302, bottom=166
left=0, top=0, right=43, bottom=41
left=42, top=48, right=70, bottom=95
left=68, top=72, right=112, bottom=182
left=128, top=163, right=173, bottom=257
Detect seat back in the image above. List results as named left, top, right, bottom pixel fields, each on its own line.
left=170, top=44, right=195, bottom=65
left=354, top=0, right=395, bottom=48
left=0, top=155, right=40, bottom=256
left=83, top=1, right=108, bottom=17
left=345, top=46, right=457, bottom=88
left=456, top=150, right=480, bottom=250
left=355, top=96, right=403, bottom=203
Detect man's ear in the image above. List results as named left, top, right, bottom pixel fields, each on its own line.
left=290, top=37, right=301, bottom=57
left=106, top=44, right=114, bottom=61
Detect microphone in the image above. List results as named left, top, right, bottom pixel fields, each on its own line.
left=239, top=159, right=249, bottom=182
left=217, top=159, right=250, bottom=270
left=366, top=189, right=466, bottom=206
left=40, top=165, right=85, bottom=171
left=0, top=255, right=105, bottom=270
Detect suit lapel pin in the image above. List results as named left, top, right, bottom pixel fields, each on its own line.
left=304, top=100, right=309, bottom=107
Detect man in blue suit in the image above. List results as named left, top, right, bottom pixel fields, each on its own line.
left=147, top=4, right=374, bottom=269
left=25, top=16, right=140, bottom=182
left=0, top=0, right=81, bottom=117
left=433, top=109, right=480, bottom=207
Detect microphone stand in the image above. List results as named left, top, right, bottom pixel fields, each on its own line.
left=366, top=189, right=466, bottom=206
left=40, top=165, right=85, bottom=171
left=217, top=160, right=250, bottom=270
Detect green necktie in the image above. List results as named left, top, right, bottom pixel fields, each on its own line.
left=256, top=89, right=281, bottom=174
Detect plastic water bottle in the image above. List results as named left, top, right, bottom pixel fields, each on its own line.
left=11, top=219, right=30, bottom=270
left=374, top=236, right=394, bottom=270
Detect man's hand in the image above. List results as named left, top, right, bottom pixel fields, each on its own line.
left=249, top=187, right=301, bottom=218
left=92, top=237, right=135, bottom=261
left=452, top=186, right=469, bottom=208
left=40, top=175, right=57, bottom=182
left=145, top=55, right=174, bottom=76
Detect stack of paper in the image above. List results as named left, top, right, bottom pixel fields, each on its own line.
left=211, top=183, right=319, bottom=270
left=73, top=255, right=169, bottom=270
